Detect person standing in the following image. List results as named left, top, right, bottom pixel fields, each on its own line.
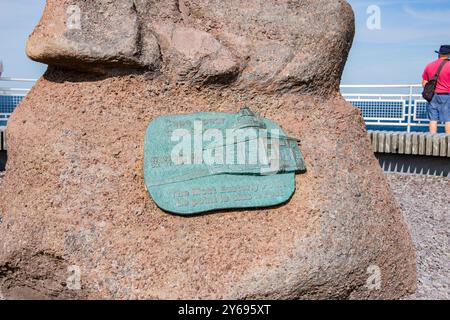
left=422, top=45, right=450, bottom=134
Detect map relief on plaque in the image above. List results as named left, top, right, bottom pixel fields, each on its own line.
left=144, top=107, right=306, bottom=215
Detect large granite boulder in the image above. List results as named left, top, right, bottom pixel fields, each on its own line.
left=0, top=0, right=416, bottom=299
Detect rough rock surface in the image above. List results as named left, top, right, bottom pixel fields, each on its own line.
left=0, top=0, right=416, bottom=299
left=27, top=0, right=353, bottom=94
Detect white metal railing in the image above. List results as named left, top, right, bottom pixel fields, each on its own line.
left=0, top=77, right=37, bottom=82
left=0, top=113, right=11, bottom=121
left=0, top=80, right=438, bottom=132
left=0, top=77, right=36, bottom=96
left=0, top=77, right=36, bottom=128
left=340, top=84, right=435, bottom=132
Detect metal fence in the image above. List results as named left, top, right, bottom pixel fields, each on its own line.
left=0, top=77, right=35, bottom=128
left=0, top=79, right=440, bottom=132
left=340, top=84, right=436, bottom=132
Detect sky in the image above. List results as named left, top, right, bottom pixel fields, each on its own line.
left=345, top=0, right=450, bottom=84
left=0, top=0, right=449, bottom=84
left=0, top=0, right=45, bottom=79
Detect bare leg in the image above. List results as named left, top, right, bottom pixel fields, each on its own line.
left=445, top=122, right=450, bottom=134
left=429, top=121, right=438, bottom=134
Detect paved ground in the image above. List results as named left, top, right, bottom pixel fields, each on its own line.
left=0, top=171, right=448, bottom=299
left=387, top=173, right=450, bottom=300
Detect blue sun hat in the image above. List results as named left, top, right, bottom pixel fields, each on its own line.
left=435, top=45, right=450, bottom=55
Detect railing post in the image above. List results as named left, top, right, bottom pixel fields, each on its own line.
left=407, top=85, right=413, bottom=133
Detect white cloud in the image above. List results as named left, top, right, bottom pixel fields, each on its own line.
left=403, top=5, right=450, bottom=24
left=356, top=26, right=450, bottom=45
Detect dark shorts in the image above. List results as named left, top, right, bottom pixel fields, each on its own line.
left=428, top=94, right=450, bottom=122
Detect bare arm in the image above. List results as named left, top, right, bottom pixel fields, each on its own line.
left=422, top=79, right=428, bottom=88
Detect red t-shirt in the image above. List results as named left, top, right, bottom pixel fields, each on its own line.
left=422, top=59, right=450, bottom=93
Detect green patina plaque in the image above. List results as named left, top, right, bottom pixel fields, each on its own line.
left=144, top=108, right=306, bottom=215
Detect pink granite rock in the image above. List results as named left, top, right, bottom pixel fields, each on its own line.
left=0, top=0, right=416, bottom=299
